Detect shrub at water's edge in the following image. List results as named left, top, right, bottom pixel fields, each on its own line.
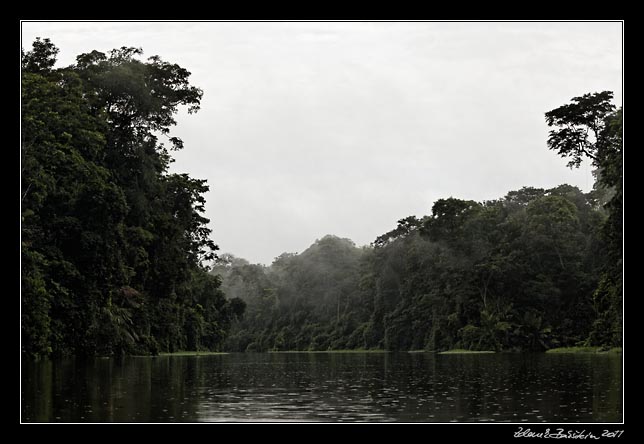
left=158, top=351, right=229, bottom=356
left=545, top=346, right=622, bottom=354
left=438, top=349, right=496, bottom=354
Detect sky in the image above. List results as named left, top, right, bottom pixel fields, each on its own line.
left=21, top=21, right=623, bottom=265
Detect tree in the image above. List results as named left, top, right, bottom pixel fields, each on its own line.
left=21, top=37, right=59, bottom=74
left=545, top=92, right=622, bottom=347
left=545, top=91, right=615, bottom=168
left=218, top=182, right=605, bottom=353
left=171, top=90, right=616, bottom=355
left=421, top=198, right=481, bottom=244
left=21, top=39, right=240, bottom=357
left=22, top=41, right=129, bottom=355
left=373, top=216, right=422, bottom=248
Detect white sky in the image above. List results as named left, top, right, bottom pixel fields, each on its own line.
left=21, top=21, right=623, bottom=265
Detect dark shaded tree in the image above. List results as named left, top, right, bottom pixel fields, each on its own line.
left=545, top=92, right=622, bottom=347
left=21, top=39, right=241, bottom=357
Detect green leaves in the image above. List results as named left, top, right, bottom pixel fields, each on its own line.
left=21, top=39, right=231, bottom=357
left=22, top=37, right=59, bottom=74
left=421, top=198, right=481, bottom=243
left=74, top=47, right=203, bottom=139
left=218, top=181, right=607, bottom=353
left=546, top=91, right=622, bottom=348
left=545, top=91, right=615, bottom=168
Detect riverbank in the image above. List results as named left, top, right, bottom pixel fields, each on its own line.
left=158, top=351, right=228, bottom=356
left=152, top=347, right=621, bottom=356
left=438, top=349, right=496, bottom=354
left=545, top=346, right=622, bottom=354
left=150, top=347, right=622, bottom=356
left=267, top=349, right=388, bottom=354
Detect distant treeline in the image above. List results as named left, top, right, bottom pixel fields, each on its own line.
left=21, top=39, right=244, bottom=357
left=216, top=92, right=622, bottom=353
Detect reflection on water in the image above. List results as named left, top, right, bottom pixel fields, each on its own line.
left=21, top=352, right=622, bottom=422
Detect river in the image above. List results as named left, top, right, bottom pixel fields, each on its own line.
left=21, top=351, right=622, bottom=422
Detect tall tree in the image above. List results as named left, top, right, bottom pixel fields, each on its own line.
left=545, top=92, right=622, bottom=347
left=22, top=39, right=241, bottom=357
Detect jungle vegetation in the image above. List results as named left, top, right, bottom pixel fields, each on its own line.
left=21, top=39, right=622, bottom=356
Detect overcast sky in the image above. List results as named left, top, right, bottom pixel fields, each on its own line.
left=21, top=21, right=623, bottom=265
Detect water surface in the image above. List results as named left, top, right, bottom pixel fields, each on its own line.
left=21, top=352, right=622, bottom=422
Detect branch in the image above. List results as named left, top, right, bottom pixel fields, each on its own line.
left=22, top=183, right=32, bottom=202
left=580, top=145, right=598, bottom=162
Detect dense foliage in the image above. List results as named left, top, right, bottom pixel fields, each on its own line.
left=21, top=39, right=244, bottom=357
left=21, top=38, right=621, bottom=356
left=216, top=92, right=622, bottom=353
left=545, top=91, right=622, bottom=347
